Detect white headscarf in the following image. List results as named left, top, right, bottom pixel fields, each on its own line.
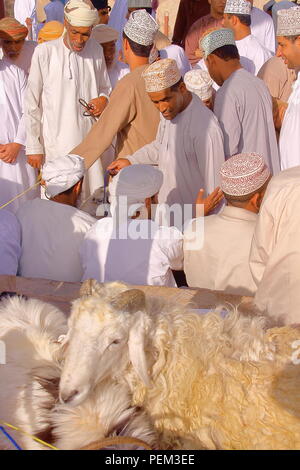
left=64, top=0, right=99, bottom=27
left=43, top=154, right=85, bottom=198
left=159, top=45, right=191, bottom=77
left=109, top=164, right=163, bottom=219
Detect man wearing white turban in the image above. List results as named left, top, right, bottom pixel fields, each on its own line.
left=80, top=164, right=184, bottom=286
left=16, top=155, right=96, bottom=282
left=25, top=0, right=112, bottom=205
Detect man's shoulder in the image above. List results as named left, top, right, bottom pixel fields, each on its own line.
left=189, top=14, right=213, bottom=32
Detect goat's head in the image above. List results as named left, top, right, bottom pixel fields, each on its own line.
left=59, top=282, right=151, bottom=406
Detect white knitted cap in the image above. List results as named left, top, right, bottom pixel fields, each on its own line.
left=124, top=9, right=159, bottom=46
left=224, top=0, right=252, bottom=15
left=184, top=69, right=213, bottom=101
left=142, top=58, right=182, bottom=92
left=200, top=28, right=236, bottom=59
left=277, top=6, right=300, bottom=36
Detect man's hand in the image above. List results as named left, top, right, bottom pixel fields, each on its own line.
left=195, top=187, right=224, bottom=217
left=27, top=154, right=44, bottom=169
left=107, top=158, right=131, bottom=175
left=272, top=97, right=288, bottom=132
left=0, top=143, right=21, bottom=164
left=88, top=96, right=108, bottom=117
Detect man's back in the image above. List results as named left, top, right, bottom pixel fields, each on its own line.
left=214, top=68, right=279, bottom=174
left=17, top=198, right=96, bottom=282
left=236, top=34, right=272, bottom=76
left=184, top=206, right=257, bottom=296
left=80, top=217, right=183, bottom=287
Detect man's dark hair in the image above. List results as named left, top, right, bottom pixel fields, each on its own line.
left=123, top=31, right=153, bottom=57
left=227, top=13, right=251, bottom=26
left=170, top=77, right=184, bottom=91
left=211, top=44, right=240, bottom=61
left=285, top=35, right=300, bottom=42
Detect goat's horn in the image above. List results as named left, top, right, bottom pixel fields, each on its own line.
left=111, top=289, right=146, bottom=314
left=79, top=279, right=103, bottom=298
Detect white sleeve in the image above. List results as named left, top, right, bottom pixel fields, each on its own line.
left=127, top=122, right=162, bottom=165
left=97, top=45, right=112, bottom=98
left=214, top=91, right=241, bottom=158
left=157, top=227, right=184, bottom=271
left=25, top=47, right=45, bottom=155
left=15, top=69, right=28, bottom=146
left=195, top=116, right=225, bottom=194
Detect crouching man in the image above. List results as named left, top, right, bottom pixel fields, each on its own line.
left=16, top=156, right=96, bottom=282
left=80, top=164, right=184, bottom=287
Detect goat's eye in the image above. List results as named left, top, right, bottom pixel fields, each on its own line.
left=112, top=339, right=121, bottom=345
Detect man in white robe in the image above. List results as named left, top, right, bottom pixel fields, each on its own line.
left=277, top=7, right=300, bottom=170
left=108, top=59, right=225, bottom=216
left=17, top=155, right=96, bottom=282
left=91, top=24, right=129, bottom=89
left=250, top=1, right=275, bottom=53
left=14, top=0, right=38, bottom=41
left=201, top=28, right=279, bottom=174
left=250, top=166, right=300, bottom=325
left=0, top=58, right=38, bottom=214
left=0, top=18, right=37, bottom=75
left=184, top=152, right=270, bottom=296
left=80, top=164, right=183, bottom=286
left=0, top=210, right=21, bottom=275
left=25, top=0, right=111, bottom=201
left=223, top=0, right=273, bottom=76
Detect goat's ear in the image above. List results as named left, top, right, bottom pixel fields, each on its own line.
left=128, top=316, right=151, bottom=387
left=79, top=279, right=103, bottom=298
left=111, top=289, right=146, bottom=314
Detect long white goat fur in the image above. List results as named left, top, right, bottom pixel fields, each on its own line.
left=60, top=281, right=300, bottom=450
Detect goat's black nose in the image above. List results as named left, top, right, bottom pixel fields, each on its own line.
left=60, top=389, right=79, bottom=404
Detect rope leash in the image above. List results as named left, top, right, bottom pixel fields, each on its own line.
left=0, top=420, right=59, bottom=450
left=0, top=426, right=23, bottom=450
left=0, top=173, right=42, bottom=211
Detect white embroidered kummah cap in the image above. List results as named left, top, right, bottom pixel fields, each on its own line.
left=124, top=9, right=159, bottom=46
left=263, top=0, right=275, bottom=12
left=43, top=154, right=86, bottom=198
left=200, top=28, right=236, bottom=59
left=128, top=0, right=152, bottom=7
left=277, top=6, right=300, bottom=36
left=91, top=24, right=119, bottom=43
left=224, top=0, right=252, bottom=15
left=142, top=58, right=182, bottom=92
left=109, top=164, right=163, bottom=217
left=184, top=69, right=213, bottom=101
left=64, top=0, right=99, bottom=27
left=220, top=153, right=271, bottom=197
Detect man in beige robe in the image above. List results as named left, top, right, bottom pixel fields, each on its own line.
left=71, top=9, right=160, bottom=170
left=250, top=166, right=300, bottom=325
left=184, top=153, right=271, bottom=296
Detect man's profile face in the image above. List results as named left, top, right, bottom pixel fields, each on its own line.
left=222, top=13, right=233, bottom=29
left=1, top=38, right=25, bottom=60
left=65, top=20, right=92, bottom=52
left=205, top=55, right=223, bottom=86
left=277, top=36, right=300, bottom=69
left=102, top=40, right=116, bottom=67
left=148, top=84, right=186, bottom=120
left=209, top=0, right=226, bottom=16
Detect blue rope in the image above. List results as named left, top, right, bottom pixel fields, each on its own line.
left=0, top=426, right=23, bottom=450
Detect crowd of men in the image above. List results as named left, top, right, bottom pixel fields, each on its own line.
left=0, top=0, right=300, bottom=324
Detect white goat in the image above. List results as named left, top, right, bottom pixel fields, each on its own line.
left=59, top=280, right=300, bottom=450
left=0, top=295, right=67, bottom=450
left=0, top=294, right=157, bottom=450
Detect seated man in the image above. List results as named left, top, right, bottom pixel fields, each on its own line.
left=0, top=210, right=21, bottom=275
left=17, top=156, right=96, bottom=282
left=80, top=164, right=184, bottom=287
left=184, top=153, right=271, bottom=296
